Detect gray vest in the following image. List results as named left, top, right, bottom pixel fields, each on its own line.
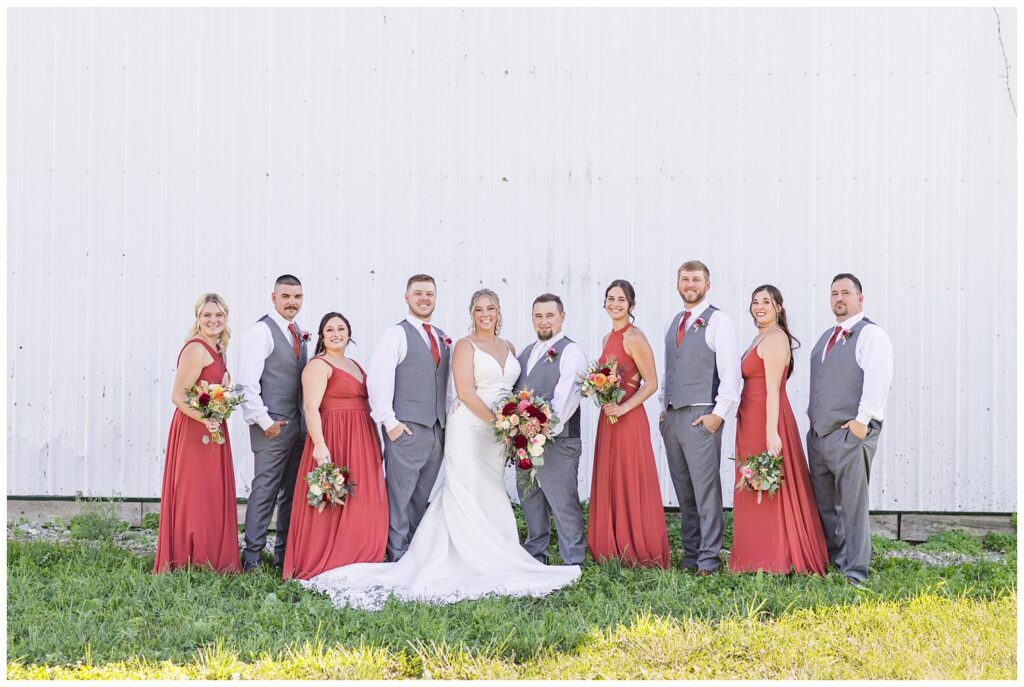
left=807, top=317, right=874, bottom=437
left=514, top=337, right=581, bottom=439
left=257, top=314, right=307, bottom=422
left=663, top=305, right=721, bottom=409
left=393, top=320, right=450, bottom=428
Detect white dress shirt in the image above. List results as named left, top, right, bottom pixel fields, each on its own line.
left=821, top=311, right=895, bottom=426
left=523, top=332, right=589, bottom=438
left=368, top=314, right=449, bottom=433
left=657, top=299, right=742, bottom=419
left=236, top=309, right=308, bottom=431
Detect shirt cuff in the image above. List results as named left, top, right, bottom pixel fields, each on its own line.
left=255, top=413, right=274, bottom=431
left=382, top=416, right=401, bottom=433
left=855, top=412, right=873, bottom=427
left=712, top=402, right=730, bottom=420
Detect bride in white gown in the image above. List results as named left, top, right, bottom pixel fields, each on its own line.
left=301, top=289, right=581, bottom=611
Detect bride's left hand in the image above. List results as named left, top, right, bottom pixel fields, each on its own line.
left=602, top=403, right=627, bottom=419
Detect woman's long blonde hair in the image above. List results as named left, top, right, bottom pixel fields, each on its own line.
left=186, top=293, right=231, bottom=353
left=468, top=288, right=503, bottom=335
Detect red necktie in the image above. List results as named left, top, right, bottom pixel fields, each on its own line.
left=823, top=325, right=843, bottom=359
left=288, top=322, right=301, bottom=358
left=675, top=311, right=692, bottom=347
left=423, top=323, right=441, bottom=366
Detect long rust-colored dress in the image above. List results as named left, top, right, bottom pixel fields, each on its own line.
left=153, top=338, right=241, bottom=574
left=587, top=323, right=671, bottom=568
left=283, top=357, right=388, bottom=580
left=729, top=349, right=828, bottom=575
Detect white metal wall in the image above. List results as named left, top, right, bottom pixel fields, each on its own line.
left=7, top=7, right=1016, bottom=511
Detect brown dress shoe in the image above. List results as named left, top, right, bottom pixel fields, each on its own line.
left=696, top=568, right=717, bottom=577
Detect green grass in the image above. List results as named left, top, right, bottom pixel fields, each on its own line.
left=140, top=512, right=160, bottom=530
left=68, top=499, right=130, bottom=541
left=6, top=510, right=1016, bottom=679
left=6, top=593, right=1016, bottom=679
left=917, top=529, right=985, bottom=555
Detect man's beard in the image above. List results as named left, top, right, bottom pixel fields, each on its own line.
left=537, top=329, right=554, bottom=341
left=681, top=290, right=705, bottom=305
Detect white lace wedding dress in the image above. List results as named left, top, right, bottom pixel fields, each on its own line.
left=300, top=342, right=581, bottom=611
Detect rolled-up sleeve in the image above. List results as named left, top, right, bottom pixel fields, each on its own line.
left=855, top=325, right=894, bottom=426
left=368, top=326, right=405, bottom=432
left=236, top=322, right=274, bottom=430
left=710, top=314, right=741, bottom=420
left=550, top=342, right=588, bottom=437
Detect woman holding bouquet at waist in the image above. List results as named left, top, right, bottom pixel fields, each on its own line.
left=587, top=280, right=670, bottom=568
left=153, top=293, right=241, bottom=574
left=728, top=285, right=827, bottom=576
left=282, top=312, right=388, bottom=580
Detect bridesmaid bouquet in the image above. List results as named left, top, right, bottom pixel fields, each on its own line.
left=305, top=463, right=355, bottom=513
left=730, top=452, right=784, bottom=503
left=577, top=357, right=626, bottom=424
left=493, top=390, right=559, bottom=483
left=185, top=381, right=245, bottom=445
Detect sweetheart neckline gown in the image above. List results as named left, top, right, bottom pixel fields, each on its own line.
left=282, top=357, right=388, bottom=580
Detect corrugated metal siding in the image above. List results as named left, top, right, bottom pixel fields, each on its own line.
left=7, top=7, right=1016, bottom=511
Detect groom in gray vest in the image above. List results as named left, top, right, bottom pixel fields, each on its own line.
left=807, top=273, right=893, bottom=584
left=513, top=294, right=589, bottom=566
left=659, top=260, right=741, bottom=574
left=238, top=274, right=309, bottom=571
left=368, top=274, right=451, bottom=561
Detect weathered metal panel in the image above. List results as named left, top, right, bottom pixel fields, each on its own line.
left=7, top=8, right=1016, bottom=511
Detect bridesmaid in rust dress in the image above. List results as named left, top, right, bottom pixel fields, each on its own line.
left=729, top=285, right=828, bottom=576
left=588, top=280, right=671, bottom=569
left=283, top=312, right=389, bottom=580
left=153, top=293, right=241, bottom=574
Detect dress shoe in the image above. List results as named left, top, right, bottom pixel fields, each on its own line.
left=846, top=575, right=863, bottom=586
left=696, top=568, right=718, bottom=577
left=242, top=559, right=261, bottom=573
left=681, top=566, right=698, bottom=574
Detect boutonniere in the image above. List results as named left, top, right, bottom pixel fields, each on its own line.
left=545, top=347, right=559, bottom=363
left=442, top=336, right=453, bottom=350
left=840, top=329, right=853, bottom=345
left=692, top=317, right=708, bottom=331
left=300, top=331, right=311, bottom=343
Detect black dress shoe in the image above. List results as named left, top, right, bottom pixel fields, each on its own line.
left=846, top=575, right=863, bottom=586
left=242, top=559, right=260, bottom=573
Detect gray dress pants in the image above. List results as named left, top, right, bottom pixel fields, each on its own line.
left=382, top=420, right=445, bottom=561
left=806, top=422, right=881, bottom=582
left=660, top=405, right=724, bottom=571
left=244, top=417, right=306, bottom=567
left=516, top=437, right=586, bottom=566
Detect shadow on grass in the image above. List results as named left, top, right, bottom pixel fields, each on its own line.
left=6, top=511, right=1016, bottom=667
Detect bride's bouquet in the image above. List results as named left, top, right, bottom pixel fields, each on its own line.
left=493, top=390, right=559, bottom=483
left=730, top=451, right=784, bottom=503
left=184, top=381, right=245, bottom=444
left=578, top=357, right=626, bottom=424
left=305, top=463, right=355, bottom=512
